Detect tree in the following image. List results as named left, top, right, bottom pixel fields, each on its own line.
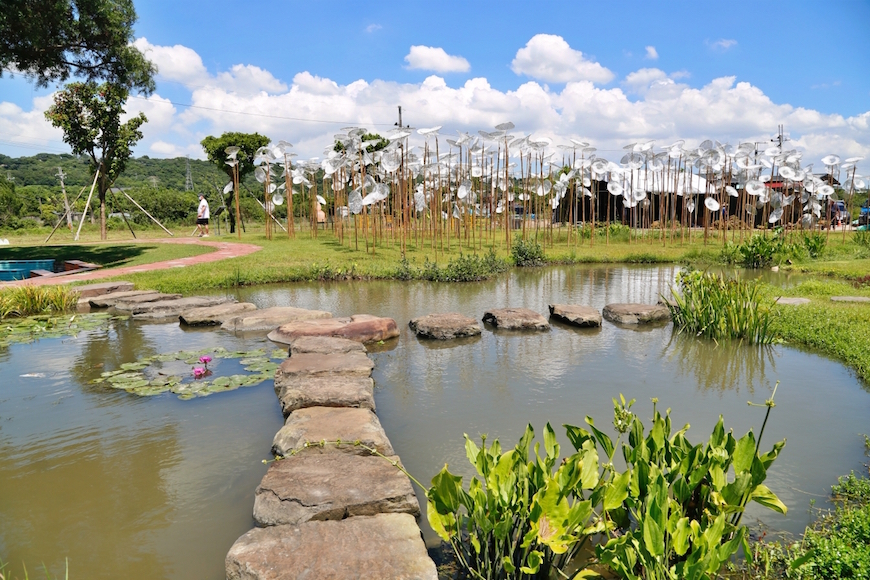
left=201, top=132, right=270, bottom=233
left=45, top=81, right=147, bottom=239
left=0, top=0, right=155, bottom=93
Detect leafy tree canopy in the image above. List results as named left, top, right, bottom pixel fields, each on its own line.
left=0, top=0, right=155, bottom=93
left=201, top=132, right=271, bottom=183
left=45, top=81, right=147, bottom=238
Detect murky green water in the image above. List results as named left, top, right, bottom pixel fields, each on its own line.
left=1, top=265, right=867, bottom=578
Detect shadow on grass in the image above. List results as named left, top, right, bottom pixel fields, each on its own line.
left=0, top=244, right=152, bottom=268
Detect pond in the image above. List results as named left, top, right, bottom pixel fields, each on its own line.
left=1, top=264, right=867, bottom=579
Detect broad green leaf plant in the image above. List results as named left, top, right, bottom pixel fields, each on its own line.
left=426, top=393, right=787, bottom=580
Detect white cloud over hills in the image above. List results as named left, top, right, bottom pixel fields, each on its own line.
left=1, top=35, right=867, bottom=174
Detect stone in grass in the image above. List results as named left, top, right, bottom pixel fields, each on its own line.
left=74, top=281, right=134, bottom=300
left=602, top=303, right=670, bottom=325
left=409, top=312, right=482, bottom=339
left=253, top=453, right=419, bottom=526
left=225, top=513, right=437, bottom=580
left=275, top=352, right=374, bottom=382
left=275, top=375, right=375, bottom=416
left=288, top=335, right=367, bottom=357
left=775, top=297, right=811, bottom=306
left=89, top=290, right=160, bottom=308
left=548, top=304, right=602, bottom=327
left=180, top=302, right=257, bottom=326
left=830, top=296, right=870, bottom=303
left=267, top=314, right=399, bottom=345
left=272, top=407, right=393, bottom=458
left=482, top=307, right=550, bottom=330
left=221, top=306, right=332, bottom=333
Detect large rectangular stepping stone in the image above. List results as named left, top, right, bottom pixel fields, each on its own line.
left=409, top=312, right=482, bottom=339
left=179, top=302, right=257, bottom=325
left=73, top=281, right=134, bottom=299
left=482, top=307, right=550, bottom=330
left=89, top=290, right=161, bottom=308
left=226, top=513, right=437, bottom=580
left=267, top=314, right=400, bottom=345
left=253, top=454, right=419, bottom=526
left=272, top=407, right=393, bottom=458
left=221, top=306, right=332, bottom=333
left=289, top=336, right=367, bottom=356
left=275, top=375, right=375, bottom=416
left=602, top=303, right=670, bottom=325
left=275, top=351, right=374, bottom=381
left=111, top=292, right=183, bottom=310
left=548, top=304, right=602, bottom=327
left=129, top=296, right=233, bottom=319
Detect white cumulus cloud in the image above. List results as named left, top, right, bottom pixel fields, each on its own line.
left=511, top=34, right=614, bottom=84
left=404, top=46, right=470, bottom=73
left=645, top=46, right=658, bottom=60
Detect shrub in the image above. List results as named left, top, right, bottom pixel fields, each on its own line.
left=802, top=232, right=827, bottom=259
left=511, top=237, right=545, bottom=267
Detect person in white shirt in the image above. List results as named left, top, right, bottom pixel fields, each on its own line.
left=196, top=194, right=210, bottom=237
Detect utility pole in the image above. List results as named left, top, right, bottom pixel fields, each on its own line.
left=185, top=156, right=194, bottom=191
left=397, top=106, right=403, bottom=128
left=56, top=167, right=73, bottom=229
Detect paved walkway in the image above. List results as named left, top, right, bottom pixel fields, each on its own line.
left=2, top=238, right=261, bottom=287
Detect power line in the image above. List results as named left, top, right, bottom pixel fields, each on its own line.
left=128, top=95, right=395, bottom=126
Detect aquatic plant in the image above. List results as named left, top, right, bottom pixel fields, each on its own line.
left=663, top=270, right=775, bottom=344
left=511, top=237, right=546, bottom=267
left=0, top=285, right=79, bottom=318
left=0, top=311, right=121, bottom=347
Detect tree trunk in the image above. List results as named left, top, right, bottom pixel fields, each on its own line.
left=99, top=190, right=107, bottom=240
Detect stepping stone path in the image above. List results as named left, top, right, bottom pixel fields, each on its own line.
left=602, top=303, right=670, bottom=325
left=229, top=318, right=436, bottom=579
left=409, top=312, right=482, bottom=339
left=482, top=307, right=550, bottom=330
left=111, top=292, right=183, bottom=309
left=88, top=289, right=161, bottom=308
left=124, top=296, right=234, bottom=319
left=221, top=306, right=332, bottom=333
left=548, top=304, right=602, bottom=327
left=776, top=297, right=811, bottom=305
left=179, top=302, right=257, bottom=326
left=267, top=314, right=400, bottom=345
left=74, top=281, right=134, bottom=299
left=830, top=296, right=870, bottom=303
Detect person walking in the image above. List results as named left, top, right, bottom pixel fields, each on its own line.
left=196, top=194, right=210, bottom=237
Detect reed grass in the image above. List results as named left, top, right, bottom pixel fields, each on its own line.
left=664, top=269, right=775, bottom=344
left=0, top=286, right=79, bottom=318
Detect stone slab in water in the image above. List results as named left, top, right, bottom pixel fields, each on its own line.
left=776, top=297, right=811, bottom=306
left=268, top=314, right=399, bottom=345
left=129, top=296, right=233, bottom=318
left=548, top=304, right=602, bottom=327
left=179, top=302, right=257, bottom=325
left=276, top=352, right=374, bottom=380
left=88, top=290, right=161, bottom=308
left=226, top=513, right=437, bottom=580
left=73, top=281, right=134, bottom=299
left=482, top=307, right=550, bottom=330
left=253, top=453, right=419, bottom=526
left=830, top=296, right=870, bottom=303
left=602, top=303, right=670, bottom=325
left=272, top=407, right=393, bottom=458
left=275, top=375, right=375, bottom=416
left=111, top=292, right=183, bottom=310
left=288, top=335, right=367, bottom=356
left=409, top=312, right=482, bottom=339
left=221, top=306, right=332, bottom=333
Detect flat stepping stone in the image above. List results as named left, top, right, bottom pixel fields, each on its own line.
left=776, top=297, right=811, bottom=306
left=179, top=302, right=257, bottom=326
left=268, top=314, right=400, bottom=345
left=275, top=375, right=375, bottom=417
left=830, top=296, right=870, bottom=303
left=602, top=303, right=670, bottom=325
left=272, top=407, right=393, bottom=458
left=482, top=307, right=550, bottom=330
left=225, top=513, right=437, bottom=580
left=111, top=292, right=183, bottom=310
left=548, top=304, right=602, bottom=327
left=129, top=296, right=233, bottom=319
left=221, top=306, right=332, bottom=333
left=73, top=281, right=134, bottom=299
left=289, top=336, right=367, bottom=356
left=276, top=352, right=374, bottom=380
left=88, top=290, right=161, bottom=308
left=409, top=312, right=482, bottom=339
left=253, top=454, right=419, bottom=526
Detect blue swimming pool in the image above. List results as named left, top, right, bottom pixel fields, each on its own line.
left=0, top=260, right=55, bottom=281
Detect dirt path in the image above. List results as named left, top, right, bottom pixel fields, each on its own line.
left=2, top=238, right=261, bottom=287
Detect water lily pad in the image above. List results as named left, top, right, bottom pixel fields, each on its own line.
left=211, top=376, right=232, bottom=388
left=271, top=349, right=287, bottom=359
left=120, top=362, right=149, bottom=371
left=244, top=361, right=278, bottom=374
left=239, top=357, right=269, bottom=366
left=131, top=386, right=170, bottom=396
left=107, top=372, right=144, bottom=384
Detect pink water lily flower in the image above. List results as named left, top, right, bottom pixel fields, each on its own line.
left=193, top=367, right=206, bottom=379
left=199, top=355, right=212, bottom=369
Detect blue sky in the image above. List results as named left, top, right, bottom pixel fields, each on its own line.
left=1, top=0, right=868, bottom=174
